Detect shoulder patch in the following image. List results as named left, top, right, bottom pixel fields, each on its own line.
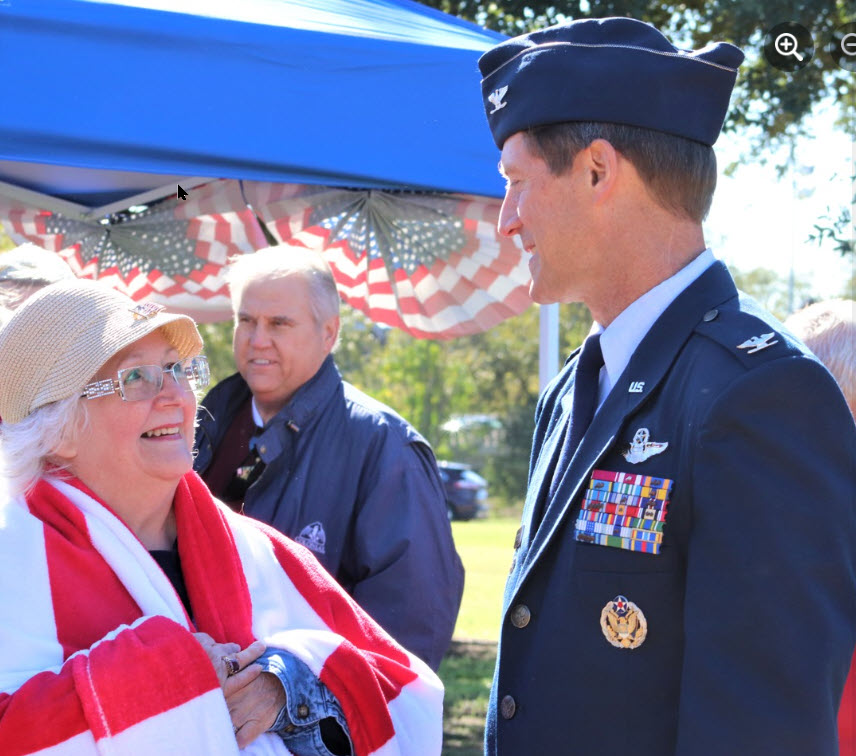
left=694, top=299, right=803, bottom=369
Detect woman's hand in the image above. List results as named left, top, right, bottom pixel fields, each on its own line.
left=228, top=671, right=288, bottom=748
left=193, top=632, right=266, bottom=689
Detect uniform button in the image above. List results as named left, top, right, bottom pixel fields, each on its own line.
left=259, top=445, right=267, bottom=455
left=703, top=309, right=718, bottom=322
left=500, top=695, right=517, bottom=719
left=296, top=704, right=310, bottom=719
left=513, top=527, right=522, bottom=549
left=510, top=604, right=531, bottom=628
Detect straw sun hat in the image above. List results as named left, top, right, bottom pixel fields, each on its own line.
left=0, top=278, right=202, bottom=424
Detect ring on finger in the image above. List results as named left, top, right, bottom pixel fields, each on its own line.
left=222, top=656, right=240, bottom=677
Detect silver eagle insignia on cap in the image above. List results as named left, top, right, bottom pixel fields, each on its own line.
left=488, top=85, right=508, bottom=114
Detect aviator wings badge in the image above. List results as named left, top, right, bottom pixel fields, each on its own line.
left=622, top=427, right=668, bottom=464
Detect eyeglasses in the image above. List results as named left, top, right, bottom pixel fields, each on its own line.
left=81, top=355, right=210, bottom=402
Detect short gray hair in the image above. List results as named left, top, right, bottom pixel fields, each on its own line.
left=524, top=122, right=718, bottom=223
left=0, top=395, right=87, bottom=497
left=225, top=246, right=340, bottom=326
left=785, top=299, right=856, bottom=417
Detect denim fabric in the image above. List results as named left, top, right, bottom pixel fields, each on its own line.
left=259, top=648, right=351, bottom=755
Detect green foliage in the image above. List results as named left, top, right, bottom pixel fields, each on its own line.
left=809, top=203, right=854, bottom=258
left=336, top=303, right=591, bottom=503
left=0, top=226, right=15, bottom=252
left=197, top=321, right=238, bottom=387
left=843, top=271, right=856, bottom=300
left=728, top=264, right=812, bottom=319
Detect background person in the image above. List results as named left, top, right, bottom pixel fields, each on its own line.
left=0, top=242, right=74, bottom=322
left=0, top=278, right=442, bottom=755
left=194, top=246, right=464, bottom=669
left=786, top=298, right=856, bottom=755
left=194, top=246, right=464, bottom=672
left=476, top=17, right=856, bottom=755
left=785, top=298, right=855, bottom=419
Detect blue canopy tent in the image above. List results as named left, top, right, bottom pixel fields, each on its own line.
left=0, top=0, right=555, bottom=362
left=0, top=0, right=507, bottom=209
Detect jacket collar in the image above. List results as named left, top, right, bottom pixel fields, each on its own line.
left=518, top=261, right=738, bottom=590
left=267, top=354, right=340, bottom=433
left=251, top=355, right=340, bottom=463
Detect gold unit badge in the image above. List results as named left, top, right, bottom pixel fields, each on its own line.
left=600, top=595, right=647, bottom=649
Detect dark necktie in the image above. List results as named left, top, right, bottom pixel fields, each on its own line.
left=548, top=333, right=604, bottom=499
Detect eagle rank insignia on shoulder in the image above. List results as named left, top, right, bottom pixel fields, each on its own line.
left=623, top=427, right=668, bottom=464
left=601, top=595, right=647, bottom=649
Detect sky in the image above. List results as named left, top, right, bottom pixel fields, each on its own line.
left=704, top=103, right=854, bottom=305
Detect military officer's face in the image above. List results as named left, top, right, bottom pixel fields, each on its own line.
left=498, top=132, right=599, bottom=306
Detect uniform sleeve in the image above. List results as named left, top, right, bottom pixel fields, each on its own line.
left=0, top=616, right=228, bottom=755
left=348, top=438, right=464, bottom=671
left=676, top=357, right=856, bottom=754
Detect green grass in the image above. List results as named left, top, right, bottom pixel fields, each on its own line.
left=439, top=516, right=519, bottom=754
left=449, top=517, right=518, bottom=641
left=440, top=640, right=496, bottom=756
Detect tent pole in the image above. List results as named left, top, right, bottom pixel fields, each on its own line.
left=538, top=303, right=559, bottom=392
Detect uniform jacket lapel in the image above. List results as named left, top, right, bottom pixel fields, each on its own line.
left=516, top=262, right=738, bottom=596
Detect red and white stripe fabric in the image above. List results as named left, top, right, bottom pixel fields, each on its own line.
left=0, top=181, right=266, bottom=323
left=241, top=181, right=532, bottom=339
left=0, top=472, right=442, bottom=755
left=0, top=179, right=532, bottom=336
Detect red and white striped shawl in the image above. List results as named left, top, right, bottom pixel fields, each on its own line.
left=0, top=472, right=442, bottom=755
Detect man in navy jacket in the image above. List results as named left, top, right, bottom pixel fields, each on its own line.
left=194, top=246, right=463, bottom=671
left=477, top=17, right=856, bottom=754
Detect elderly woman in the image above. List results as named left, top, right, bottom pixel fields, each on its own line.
left=0, top=279, right=442, bottom=755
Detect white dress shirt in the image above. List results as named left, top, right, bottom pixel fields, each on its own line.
left=593, top=248, right=716, bottom=408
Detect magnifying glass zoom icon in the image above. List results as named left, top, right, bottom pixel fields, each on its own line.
left=775, top=32, right=804, bottom=60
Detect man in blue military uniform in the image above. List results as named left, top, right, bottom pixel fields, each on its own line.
left=477, top=17, right=856, bottom=755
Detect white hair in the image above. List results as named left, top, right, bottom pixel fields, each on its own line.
left=224, top=245, right=340, bottom=325
left=785, top=299, right=856, bottom=418
left=0, top=395, right=87, bottom=498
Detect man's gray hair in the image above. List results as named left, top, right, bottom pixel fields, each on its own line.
left=224, top=246, right=340, bottom=326
left=785, top=299, right=856, bottom=418
left=0, top=395, right=87, bottom=498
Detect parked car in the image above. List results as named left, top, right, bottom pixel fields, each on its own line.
left=437, top=461, right=489, bottom=521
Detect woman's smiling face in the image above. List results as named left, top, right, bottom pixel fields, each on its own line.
left=61, top=330, right=198, bottom=493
